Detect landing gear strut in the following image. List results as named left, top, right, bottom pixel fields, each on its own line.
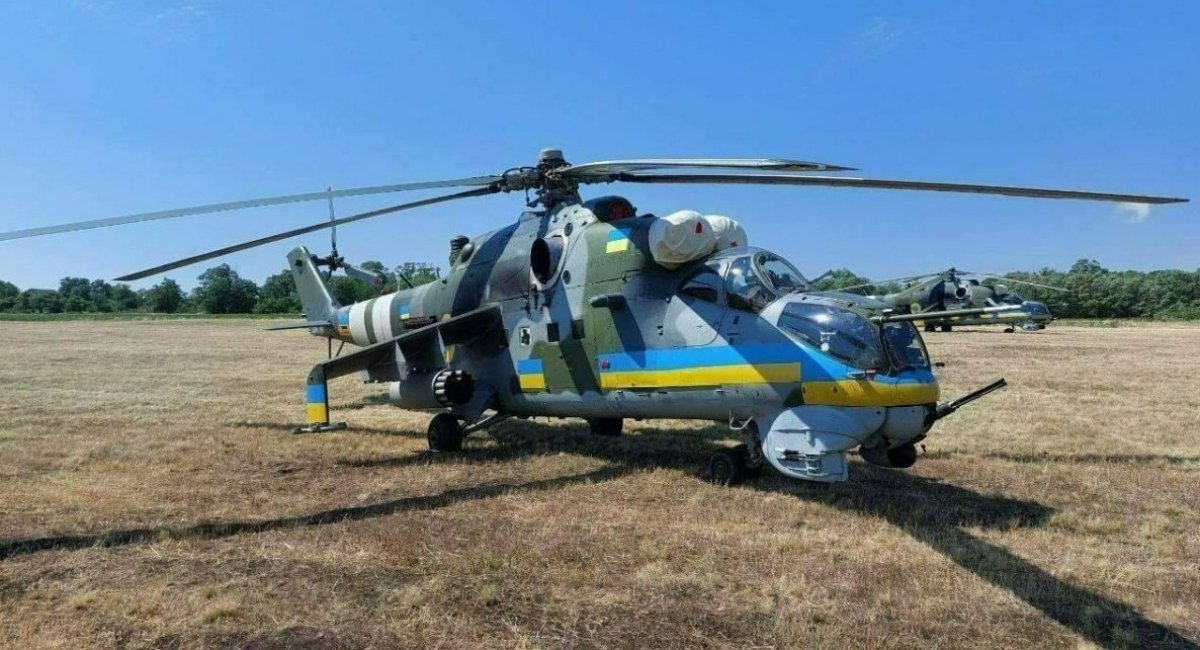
left=708, top=421, right=765, bottom=486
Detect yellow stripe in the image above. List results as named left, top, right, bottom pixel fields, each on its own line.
left=600, top=363, right=800, bottom=390
left=518, top=374, right=546, bottom=391
left=802, top=380, right=939, bottom=406
left=605, top=239, right=629, bottom=253
left=305, top=403, right=328, bottom=424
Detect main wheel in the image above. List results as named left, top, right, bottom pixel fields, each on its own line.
left=587, top=418, right=623, bottom=436
left=924, top=323, right=937, bottom=333
left=427, top=413, right=464, bottom=452
left=709, top=445, right=759, bottom=486
left=940, top=323, right=954, bottom=332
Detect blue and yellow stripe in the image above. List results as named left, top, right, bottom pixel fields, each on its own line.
left=517, top=358, right=546, bottom=391
left=605, top=227, right=631, bottom=254
left=305, top=383, right=329, bottom=424
left=595, top=343, right=939, bottom=406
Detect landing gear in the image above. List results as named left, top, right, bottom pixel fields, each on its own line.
left=708, top=444, right=762, bottom=486
left=924, top=324, right=937, bottom=333
left=427, top=412, right=465, bottom=452
left=587, top=417, right=623, bottom=436
left=1004, top=326, right=1015, bottom=333
left=939, top=323, right=953, bottom=332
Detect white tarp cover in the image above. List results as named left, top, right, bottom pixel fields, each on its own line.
left=704, top=214, right=748, bottom=250
left=648, top=210, right=717, bottom=269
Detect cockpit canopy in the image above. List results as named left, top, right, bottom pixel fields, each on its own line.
left=716, top=248, right=811, bottom=313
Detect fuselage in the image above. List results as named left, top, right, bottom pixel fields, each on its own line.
left=319, top=198, right=939, bottom=423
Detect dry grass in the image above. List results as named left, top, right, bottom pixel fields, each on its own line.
left=0, top=320, right=1197, bottom=649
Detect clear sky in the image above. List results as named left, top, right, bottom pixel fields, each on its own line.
left=0, top=1, right=1195, bottom=290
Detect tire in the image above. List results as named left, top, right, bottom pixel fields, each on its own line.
left=587, top=418, right=623, bottom=437
left=924, top=324, right=937, bottom=333
left=735, top=443, right=765, bottom=479
left=427, top=412, right=464, bottom=452
left=709, top=445, right=759, bottom=486
left=940, top=323, right=953, bottom=332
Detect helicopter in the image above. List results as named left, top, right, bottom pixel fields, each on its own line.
left=1, top=149, right=1186, bottom=484
left=836, top=268, right=1068, bottom=333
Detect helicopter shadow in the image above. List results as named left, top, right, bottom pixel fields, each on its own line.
left=464, top=420, right=1195, bottom=650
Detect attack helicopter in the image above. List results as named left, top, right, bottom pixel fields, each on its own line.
left=838, top=268, right=1067, bottom=332
left=1, top=149, right=1186, bottom=484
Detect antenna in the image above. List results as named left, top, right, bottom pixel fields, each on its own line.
left=326, top=186, right=337, bottom=256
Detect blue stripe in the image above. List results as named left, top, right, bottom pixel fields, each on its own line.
left=598, top=343, right=937, bottom=385
left=306, top=384, right=327, bottom=402
left=337, top=310, right=350, bottom=326
left=517, top=358, right=544, bottom=374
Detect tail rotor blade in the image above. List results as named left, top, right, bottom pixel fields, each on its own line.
left=343, top=262, right=384, bottom=286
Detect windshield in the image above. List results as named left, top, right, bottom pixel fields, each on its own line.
left=757, top=252, right=808, bottom=294
left=777, top=302, right=886, bottom=369
left=882, top=322, right=930, bottom=369
left=724, top=251, right=810, bottom=313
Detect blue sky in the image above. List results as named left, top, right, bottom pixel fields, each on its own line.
left=0, top=1, right=1195, bottom=290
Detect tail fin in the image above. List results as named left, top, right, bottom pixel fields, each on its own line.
left=288, top=246, right=338, bottom=322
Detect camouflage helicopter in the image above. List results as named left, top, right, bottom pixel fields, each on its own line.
left=838, top=268, right=1067, bottom=333
left=2, top=149, right=1186, bottom=484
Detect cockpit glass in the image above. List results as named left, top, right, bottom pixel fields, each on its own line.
left=882, top=322, right=930, bottom=369
left=724, top=251, right=810, bottom=313
left=756, top=252, right=808, bottom=294
left=1000, top=292, right=1025, bottom=305
left=725, top=256, right=775, bottom=313
left=777, top=303, right=886, bottom=369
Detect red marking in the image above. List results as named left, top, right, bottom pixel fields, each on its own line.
left=694, top=222, right=703, bottom=234
left=865, top=369, right=877, bottom=380
left=730, top=240, right=738, bottom=247
left=600, top=360, right=611, bottom=370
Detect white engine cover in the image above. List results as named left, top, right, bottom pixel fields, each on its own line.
left=704, top=214, right=749, bottom=250
left=648, top=210, right=717, bottom=269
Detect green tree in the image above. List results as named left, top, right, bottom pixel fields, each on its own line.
left=145, top=278, right=185, bottom=313
left=255, top=270, right=301, bottom=313
left=58, top=277, right=91, bottom=312
left=0, top=280, right=20, bottom=312
left=193, top=265, right=259, bottom=314
left=20, top=289, right=62, bottom=313
left=110, top=283, right=141, bottom=311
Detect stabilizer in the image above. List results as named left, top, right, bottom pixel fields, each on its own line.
left=287, top=246, right=339, bottom=323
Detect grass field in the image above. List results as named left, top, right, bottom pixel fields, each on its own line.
left=1, top=320, right=1197, bottom=649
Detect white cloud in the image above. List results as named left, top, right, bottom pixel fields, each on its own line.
left=1117, top=202, right=1152, bottom=224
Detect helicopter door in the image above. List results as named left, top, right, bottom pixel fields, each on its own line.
left=663, top=264, right=726, bottom=347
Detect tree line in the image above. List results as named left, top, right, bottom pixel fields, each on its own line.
left=0, top=261, right=440, bottom=315
left=4, top=257, right=1198, bottom=319
left=814, top=259, right=1200, bottom=320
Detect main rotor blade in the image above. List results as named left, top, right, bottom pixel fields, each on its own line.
left=563, top=158, right=855, bottom=178
left=0, top=175, right=501, bottom=242
left=614, top=173, right=1188, bottom=204
left=959, top=271, right=1069, bottom=292
left=114, top=186, right=496, bottom=282
left=836, top=273, right=938, bottom=292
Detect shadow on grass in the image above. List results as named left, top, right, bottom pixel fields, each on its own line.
left=0, top=464, right=631, bottom=561
left=482, top=421, right=1195, bottom=650
left=924, top=450, right=1200, bottom=465
left=2, top=418, right=1193, bottom=649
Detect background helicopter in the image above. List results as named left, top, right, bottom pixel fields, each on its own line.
left=0, top=149, right=1186, bottom=484
left=827, top=268, right=1068, bottom=332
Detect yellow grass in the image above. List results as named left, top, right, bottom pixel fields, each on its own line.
left=0, top=320, right=1197, bottom=649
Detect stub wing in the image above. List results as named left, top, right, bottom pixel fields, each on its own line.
left=298, top=305, right=504, bottom=430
